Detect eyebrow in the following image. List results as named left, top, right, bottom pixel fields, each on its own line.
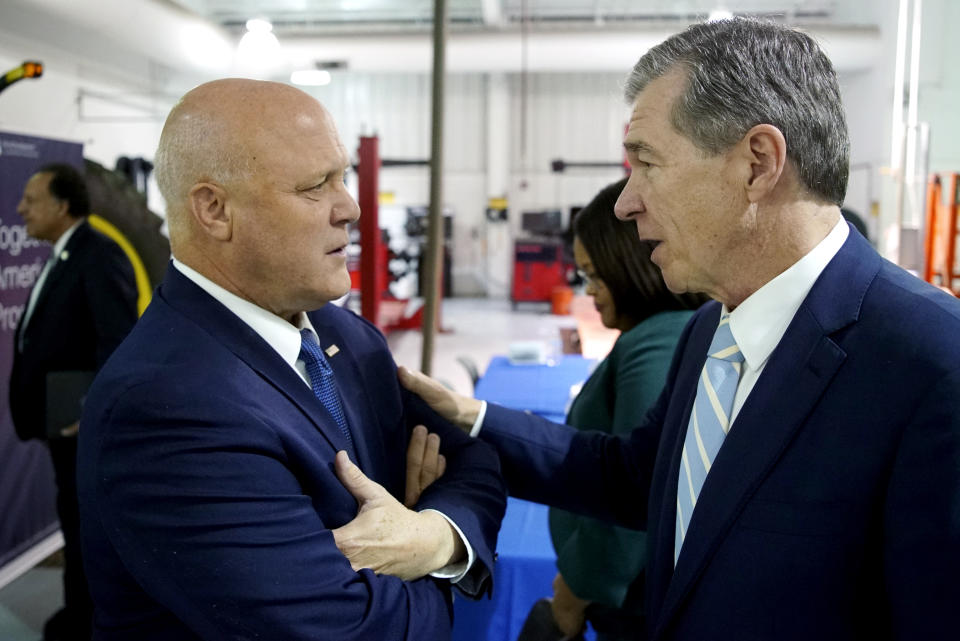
left=302, top=163, right=347, bottom=184
left=623, top=140, right=658, bottom=158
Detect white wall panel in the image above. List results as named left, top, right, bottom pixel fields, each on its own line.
left=920, top=0, right=960, bottom=173
left=305, top=72, right=490, bottom=296
left=839, top=68, right=886, bottom=239
left=507, top=72, right=629, bottom=239
left=308, top=72, right=486, bottom=171
left=509, top=72, right=627, bottom=172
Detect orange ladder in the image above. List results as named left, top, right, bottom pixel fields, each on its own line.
left=922, top=173, right=960, bottom=295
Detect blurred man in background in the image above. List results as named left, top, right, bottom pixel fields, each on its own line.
left=11, top=163, right=138, bottom=641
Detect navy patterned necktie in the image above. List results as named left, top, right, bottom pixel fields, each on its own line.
left=675, top=314, right=744, bottom=564
left=298, top=329, right=354, bottom=452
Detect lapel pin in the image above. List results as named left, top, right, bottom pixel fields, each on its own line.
left=59, top=250, right=69, bottom=261
left=324, top=344, right=339, bottom=358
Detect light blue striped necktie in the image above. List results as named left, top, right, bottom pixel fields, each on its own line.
left=299, top=329, right=355, bottom=454
left=675, top=314, right=744, bottom=564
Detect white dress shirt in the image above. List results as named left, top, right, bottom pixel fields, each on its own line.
left=171, top=258, right=473, bottom=581
left=725, top=218, right=849, bottom=424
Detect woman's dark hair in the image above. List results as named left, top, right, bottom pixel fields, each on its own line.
left=573, top=176, right=709, bottom=327
left=37, top=162, right=90, bottom=218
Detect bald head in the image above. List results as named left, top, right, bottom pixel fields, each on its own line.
left=154, top=79, right=328, bottom=250
left=153, top=78, right=359, bottom=319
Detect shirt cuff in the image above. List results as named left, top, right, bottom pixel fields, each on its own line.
left=468, top=401, right=487, bottom=438
left=423, top=509, right=475, bottom=583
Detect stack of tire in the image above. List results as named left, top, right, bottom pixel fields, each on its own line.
left=83, top=158, right=170, bottom=315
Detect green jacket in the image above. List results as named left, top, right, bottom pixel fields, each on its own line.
left=549, top=310, right=693, bottom=609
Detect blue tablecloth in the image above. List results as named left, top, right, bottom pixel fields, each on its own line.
left=453, top=355, right=597, bottom=641
left=452, top=498, right=557, bottom=641
left=474, top=355, right=595, bottom=420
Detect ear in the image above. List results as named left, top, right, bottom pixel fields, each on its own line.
left=739, top=124, right=787, bottom=203
left=54, top=198, right=70, bottom=219
left=187, top=182, right=232, bottom=241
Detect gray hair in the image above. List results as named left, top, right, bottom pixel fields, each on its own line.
left=625, top=18, right=849, bottom=206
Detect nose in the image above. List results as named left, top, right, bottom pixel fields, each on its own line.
left=334, top=188, right=361, bottom=226
left=614, top=174, right=644, bottom=221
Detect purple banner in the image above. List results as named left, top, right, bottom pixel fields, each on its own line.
left=0, top=131, right=84, bottom=570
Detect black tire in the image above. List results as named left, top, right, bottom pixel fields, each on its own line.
left=83, top=158, right=169, bottom=289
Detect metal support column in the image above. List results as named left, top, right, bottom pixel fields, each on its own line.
left=420, top=0, right=448, bottom=375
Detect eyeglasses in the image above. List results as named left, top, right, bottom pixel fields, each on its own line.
left=576, top=269, right=604, bottom=288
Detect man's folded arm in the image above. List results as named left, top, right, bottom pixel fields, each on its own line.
left=402, top=389, right=508, bottom=597
left=90, top=388, right=457, bottom=641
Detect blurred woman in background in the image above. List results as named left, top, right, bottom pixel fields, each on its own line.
left=547, top=177, right=709, bottom=641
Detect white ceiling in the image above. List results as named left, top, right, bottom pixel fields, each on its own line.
left=0, top=0, right=887, bottom=96
left=169, top=0, right=880, bottom=34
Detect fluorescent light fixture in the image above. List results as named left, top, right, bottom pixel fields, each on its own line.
left=245, top=18, right=274, bottom=33
left=237, top=17, right=281, bottom=69
left=291, top=69, right=332, bottom=86
left=708, top=8, right=734, bottom=21
left=238, top=30, right=281, bottom=61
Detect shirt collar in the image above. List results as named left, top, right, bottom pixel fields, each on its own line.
left=171, top=258, right=317, bottom=371
left=51, top=219, right=83, bottom=259
left=726, top=218, right=849, bottom=370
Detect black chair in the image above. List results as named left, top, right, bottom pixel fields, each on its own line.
left=517, top=598, right=585, bottom=641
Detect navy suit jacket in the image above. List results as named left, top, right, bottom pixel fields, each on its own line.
left=77, top=264, right=506, bottom=641
left=10, top=220, right=137, bottom=440
left=481, top=227, right=960, bottom=640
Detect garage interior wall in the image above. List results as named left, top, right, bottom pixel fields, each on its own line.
left=1, top=0, right=958, bottom=297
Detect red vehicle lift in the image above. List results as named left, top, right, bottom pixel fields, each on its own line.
left=353, top=135, right=442, bottom=331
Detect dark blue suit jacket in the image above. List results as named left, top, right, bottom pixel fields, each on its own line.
left=10, top=220, right=137, bottom=440
left=481, top=227, right=960, bottom=640
left=77, top=264, right=506, bottom=641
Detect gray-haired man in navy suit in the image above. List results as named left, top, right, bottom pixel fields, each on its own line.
left=401, top=18, right=960, bottom=641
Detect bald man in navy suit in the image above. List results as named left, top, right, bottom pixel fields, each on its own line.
left=77, top=79, right=505, bottom=641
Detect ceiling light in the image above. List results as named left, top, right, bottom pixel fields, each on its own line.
left=245, top=18, right=274, bottom=34
left=707, top=8, right=734, bottom=21
left=237, top=17, right=281, bottom=70
left=291, top=69, right=332, bottom=86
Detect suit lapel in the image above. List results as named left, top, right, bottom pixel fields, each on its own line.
left=159, top=264, right=355, bottom=456
left=645, top=308, right=714, bottom=624
left=652, top=228, right=881, bottom=637
left=655, top=311, right=846, bottom=632
left=25, top=222, right=89, bottom=338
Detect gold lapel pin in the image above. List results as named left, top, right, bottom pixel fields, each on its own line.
left=324, top=344, right=340, bottom=358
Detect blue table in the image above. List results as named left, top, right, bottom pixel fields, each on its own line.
left=453, top=355, right=596, bottom=641
left=452, top=498, right=568, bottom=641
left=474, top=355, right=595, bottom=424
